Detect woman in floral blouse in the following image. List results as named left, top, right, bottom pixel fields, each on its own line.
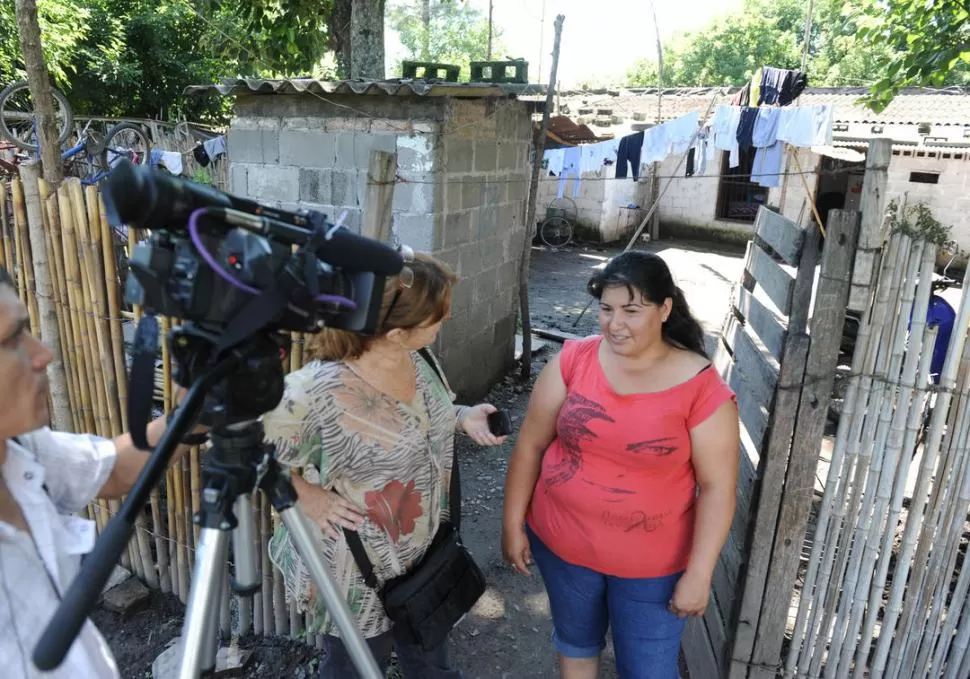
left=263, top=254, right=504, bottom=679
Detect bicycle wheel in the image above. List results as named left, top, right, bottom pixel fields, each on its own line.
left=0, top=80, right=74, bottom=151
left=539, top=216, right=573, bottom=248
left=100, top=122, right=152, bottom=169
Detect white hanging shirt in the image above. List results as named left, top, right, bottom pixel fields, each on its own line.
left=777, top=105, right=834, bottom=148
left=580, top=139, right=620, bottom=173
left=0, top=430, right=120, bottom=679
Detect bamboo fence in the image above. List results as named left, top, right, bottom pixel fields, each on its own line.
left=0, top=177, right=320, bottom=647
left=784, top=226, right=970, bottom=678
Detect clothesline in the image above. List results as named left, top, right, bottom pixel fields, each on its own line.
left=542, top=102, right=834, bottom=198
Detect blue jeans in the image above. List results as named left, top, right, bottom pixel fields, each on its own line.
left=527, top=525, right=687, bottom=679
left=317, top=626, right=463, bottom=679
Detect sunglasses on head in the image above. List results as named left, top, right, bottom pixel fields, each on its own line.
left=381, top=266, right=415, bottom=330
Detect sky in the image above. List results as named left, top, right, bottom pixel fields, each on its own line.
left=386, top=0, right=744, bottom=87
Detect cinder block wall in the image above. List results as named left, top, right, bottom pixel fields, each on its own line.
left=433, top=99, right=532, bottom=399
left=225, top=93, right=532, bottom=400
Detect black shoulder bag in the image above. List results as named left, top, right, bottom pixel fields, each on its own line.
left=342, top=348, right=487, bottom=651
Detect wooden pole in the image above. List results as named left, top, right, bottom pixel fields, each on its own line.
left=13, top=0, right=65, bottom=187
left=360, top=150, right=397, bottom=243
left=519, top=14, right=564, bottom=379
left=647, top=0, right=663, bottom=241
left=18, top=160, right=71, bottom=430
left=849, top=138, right=892, bottom=312
left=11, top=178, right=40, bottom=333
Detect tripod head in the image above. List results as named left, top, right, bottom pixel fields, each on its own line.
left=32, top=162, right=406, bottom=675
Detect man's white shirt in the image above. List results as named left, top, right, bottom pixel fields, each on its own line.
left=0, top=429, right=120, bottom=678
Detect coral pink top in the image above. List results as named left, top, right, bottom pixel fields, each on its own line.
left=527, top=336, right=735, bottom=578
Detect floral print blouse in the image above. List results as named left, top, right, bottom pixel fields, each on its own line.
left=263, top=350, right=465, bottom=638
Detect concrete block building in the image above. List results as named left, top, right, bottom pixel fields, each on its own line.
left=188, top=78, right=538, bottom=398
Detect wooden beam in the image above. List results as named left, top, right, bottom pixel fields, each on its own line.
left=683, top=616, right=720, bottom=679
left=746, top=209, right=860, bottom=679
left=744, top=243, right=795, bottom=316
left=734, top=286, right=787, bottom=364
left=755, top=207, right=804, bottom=266
left=360, top=150, right=397, bottom=243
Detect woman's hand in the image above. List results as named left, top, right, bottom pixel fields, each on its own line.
left=459, top=403, right=508, bottom=446
left=502, top=524, right=533, bottom=576
left=298, top=481, right=367, bottom=540
left=668, top=570, right=711, bottom=618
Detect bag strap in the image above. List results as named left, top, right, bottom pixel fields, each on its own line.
left=342, top=348, right=462, bottom=590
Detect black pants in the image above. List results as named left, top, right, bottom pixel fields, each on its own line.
left=317, top=626, right=463, bottom=679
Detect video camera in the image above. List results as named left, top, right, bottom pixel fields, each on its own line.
left=102, top=159, right=411, bottom=423
left=32, top=160, right=403, bottom=678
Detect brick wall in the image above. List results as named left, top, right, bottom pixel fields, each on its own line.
left=225, top=93, right=532, bottom=399
left=433, top=98, right=533, bottom=399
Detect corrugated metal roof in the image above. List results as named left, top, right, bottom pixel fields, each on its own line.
left=544, top=87, right=970, bottom=127
left=183, top=78, right=545, bottom=99
left=832, top=139, right=970, bottom=155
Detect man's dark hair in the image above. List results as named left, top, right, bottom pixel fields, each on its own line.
left=0, top=265, right=13, bottom=290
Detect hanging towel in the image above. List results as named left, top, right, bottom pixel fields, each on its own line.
left=777, top=105, right=833, bottom=147
left=544, top=148, right=566, bottom=174
left=558, top=147, right=582, bottom=198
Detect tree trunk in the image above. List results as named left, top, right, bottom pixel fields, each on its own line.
left=14, top=1, right=71, bottom=431
left=14, top=0, right=65, bottom=187
left=421, top=0, right=431, bottom=60
left=519, top=15, right=565, bottom=379
left=350, top=0, right=386, bottom=79
left=329, top=0, right=353, bottom=78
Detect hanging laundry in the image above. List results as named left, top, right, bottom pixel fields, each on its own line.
left=616, top=131, right=644, bottom=180
left=544, top=148, right=566, bottom=175
left=751, top=108, right=783, bottom=188
left=151, top=149, right=184, bottom=175
left=580, top=138, right=620, bottom=173
left=203, top=135, right=227, bottom=161
left=750, top=67, right=763, bottom=110
left=732, top=82, right=751, bottom=107
left=193, top=144, right=211, bottom=167
left=711, top=105, right=743, bottom=169
left=782, top=71, right=808, bottom=106
left=777, top=105, right=833, bottom=147
left=685, top=148, right=695, bottom=177
left=558, top=147, right=582, bottom=198
left=760, top=67, right=809, bottom=106
left=736, top=107, right=759, bottom=153
left=663, top=110, right=700, bottom=156
left=695, top=127, right=711, bottom=175
left=640, top=124, right=669, bottom=165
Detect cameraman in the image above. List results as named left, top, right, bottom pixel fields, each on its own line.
left=0, top=266, right=197, bottom=678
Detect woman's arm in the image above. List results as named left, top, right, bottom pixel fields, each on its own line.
left=670, top=400, right=740, bottom=616
left=502, top=354, right=567, bottom=574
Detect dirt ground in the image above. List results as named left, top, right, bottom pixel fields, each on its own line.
left=92, top=238, right=745, bottom=679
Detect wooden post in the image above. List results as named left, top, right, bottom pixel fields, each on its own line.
left=727, top=224, right=820, bottom=679
left=519, top=14, right=564, bottom=378
left=360, top=150, right=396, bottom=243
left=746, top=209, right=860, bottom=679
left=17, top=161, right=71, bottom=430
left=848, top=138, right=891, bottom=312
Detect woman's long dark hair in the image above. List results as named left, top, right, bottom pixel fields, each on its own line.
left=587, top=251, right=708, bottom=358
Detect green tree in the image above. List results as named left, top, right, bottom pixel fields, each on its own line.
left=387, top=0, right=498, bottom=79
left=856, top=0, right=970, bottom=111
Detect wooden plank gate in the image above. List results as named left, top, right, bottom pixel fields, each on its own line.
left=683, top=205, right=860, bottom=678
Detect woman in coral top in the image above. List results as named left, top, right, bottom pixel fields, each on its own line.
left=502, top=251, right=739, bottom=679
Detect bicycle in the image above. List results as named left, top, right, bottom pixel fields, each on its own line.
left=0, top=79, right=152, bottom=184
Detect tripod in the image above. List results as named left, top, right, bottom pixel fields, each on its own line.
left=32, top=347, right=384, bottom=679
left=179, top=420, right=383, bottom=679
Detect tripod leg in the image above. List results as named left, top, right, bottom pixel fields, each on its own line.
left=179, top=528, right=230, bottom=679
left=231, top=493, right=259, bottom=634
left=200, top=564, right=224, bottom=673
left=279, top=506, right=384, bottom=679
